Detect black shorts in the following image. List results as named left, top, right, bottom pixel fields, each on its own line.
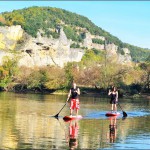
left=110, top=99, right=117, bottom=104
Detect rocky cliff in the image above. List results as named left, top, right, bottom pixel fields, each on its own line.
left=0, top=25, right=131, bottom=67
left=0, top=25, right=23, bottom=50
left=83, top=31, right=132, bottom=64
left=0, top=25, right=85, bottom=67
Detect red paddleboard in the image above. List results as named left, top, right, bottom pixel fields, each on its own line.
left=105, top=112, right=120, bottom=117
left=63, top=115, right=83, bottom=121
left=107, top=116, right=117, bottom=120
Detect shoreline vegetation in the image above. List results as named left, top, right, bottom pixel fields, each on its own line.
left=0, top=58, right=150, bottom=99
left=1, top=85, right=150, bottom=100
left=0, top=7, right=150, bottom=98
left=0, top=58, right=149, bottom=99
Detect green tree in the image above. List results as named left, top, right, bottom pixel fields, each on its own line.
left=92, top=38, right=104, bottom=45
left=0, top=56, right=19, bottom=90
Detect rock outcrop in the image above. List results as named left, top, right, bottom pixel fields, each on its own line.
left=91, top=35, right=105, bottom=41
left=105, top=44, right=132, bottom=64
left=118, top=48, right=132, bottom=64
left=0, top=25, right=23, bottom=50
left=92, top=43, right=104, bottom=50
left=0, top=25, right=85, bottom=67
left=83, top=32, right=92, bottom=49
left=0, top=25, right=131, bottom=67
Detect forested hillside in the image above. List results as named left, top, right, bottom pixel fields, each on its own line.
left=0, top=6, right=150, bottom=94
left=1, top=6, right=150, bottom=62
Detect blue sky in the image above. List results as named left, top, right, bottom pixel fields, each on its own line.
left=0, top=1, right=150, bottom=49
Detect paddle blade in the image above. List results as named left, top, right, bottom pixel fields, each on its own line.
left=54, top=102, right=67, bottom=118
left=54, top=114, right=59, bottom=118
left=123, top=111, right=127, bottom=117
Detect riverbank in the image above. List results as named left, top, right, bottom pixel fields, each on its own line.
left=2, top=85, right=150, bottom=100
left=140, top=93, right=150, bottom=100
left=1, top=85, right=150, bottom=99
left=3, top=86, right=107, bottom=97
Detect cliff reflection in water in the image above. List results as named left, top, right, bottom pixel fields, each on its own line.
left=0, top=92, right=150, bottom=149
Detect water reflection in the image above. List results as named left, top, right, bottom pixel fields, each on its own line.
left=107, top=116, right=117, bottom=143
left=0, top=92, right=150, bottom=149
left=65, top=120, right=79, bottom=150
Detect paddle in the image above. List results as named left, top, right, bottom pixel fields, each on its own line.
left=54, top=97, right=69, bottom=118
left=117, top=103, right=127, bottom=118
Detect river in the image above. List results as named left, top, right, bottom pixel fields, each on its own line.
left=0, top=92, right=150, bottom=149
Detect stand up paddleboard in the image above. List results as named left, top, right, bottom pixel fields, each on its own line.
left=63, top=115, right=82, bottom=121
left=105, top=112, right=120, bottom=117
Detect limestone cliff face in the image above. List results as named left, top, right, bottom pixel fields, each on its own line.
left=106, top=43, right=118, bottom=56
left=83, top=32, right=105, bottom=50
left=92, top=43, right=104, bottom=50
left=91, top=35, right=105, bottom=41
left=0, top=25, right=84, bottom=67
left=83, top=32, right=132, bottom=64
left=105, top=44, right=132, bottom=64
left=0, top=25, right=23, bottom=50
left=105, top=43, right=118, bottom=63
left=118, top=48, right=132, bottom=64
left=0, top=25, right=131, bottom=67
left=83, top=32, right=92, bottom=49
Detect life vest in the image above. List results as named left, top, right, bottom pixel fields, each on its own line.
left=71, top=87, right=79, bottom=99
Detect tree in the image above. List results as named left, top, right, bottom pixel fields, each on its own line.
left=0, top=56, right=19, bottom=90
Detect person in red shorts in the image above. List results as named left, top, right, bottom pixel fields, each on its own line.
left=67, top=83, right=80, bottom=116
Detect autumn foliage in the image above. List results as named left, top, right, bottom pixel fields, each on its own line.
left=0, top=50, right=149, bottom=94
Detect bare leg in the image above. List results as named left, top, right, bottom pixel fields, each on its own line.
left=70, top=100, right=73, bottom=116
left=114, top=104, right=117, bottom=112
left=111, top=104, right=114, bottom=111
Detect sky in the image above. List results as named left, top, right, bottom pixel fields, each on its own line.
left=0, top=1, right=150, bottom=49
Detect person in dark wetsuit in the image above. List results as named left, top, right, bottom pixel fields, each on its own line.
left=67, top=83, right=80, bottom=116
left=108, top=86, right=118, bottom=113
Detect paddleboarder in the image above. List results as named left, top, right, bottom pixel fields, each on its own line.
left=67, top=83, right=80, bottom=116
left=108, top=86, right=118, bottom=113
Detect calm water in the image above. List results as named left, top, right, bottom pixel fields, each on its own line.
left=0, top=92, right=150, bottom=149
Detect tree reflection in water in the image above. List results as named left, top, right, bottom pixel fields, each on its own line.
left=0, top=92, right=150, bottom=149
